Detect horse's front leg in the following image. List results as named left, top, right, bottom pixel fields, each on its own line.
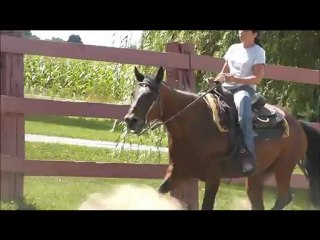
left=158, top=164, right=183, bottom=194
left=202, top=165, right=221, bottom=210
left=202, top=178, right=221, bottom=210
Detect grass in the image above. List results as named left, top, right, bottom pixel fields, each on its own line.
left=25, top=115, right=303, bottom=174
left=1, top=177, right=313, bottom=210
left=23, top=177, right=164, bottom=210
left=26, top=142, right=167, bottom=164
left=209, top=182, right=314, bottom=210
left=25, top=115, right=168, bottom=147
left=0, top=142, right=312, bottom=210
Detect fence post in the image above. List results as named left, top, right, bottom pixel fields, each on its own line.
left=0, top=31, right=25, bottom=203
left=165, top=42, right=199, bottom=210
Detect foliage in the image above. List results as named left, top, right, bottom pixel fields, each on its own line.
left=256, top=31, right=320, bottom=121
left=24, top=56, right=167, bottom=148
left=22, top=31, right=319, bottom=155
left=139, top=30, right=320, bottom=121
left=23, top=30, right=40, bottom=40
left=67, top=34, right=83, bottom=44
left=24, top=55, right=136, bottom=104
left=51, top=37, right=65, bottom=42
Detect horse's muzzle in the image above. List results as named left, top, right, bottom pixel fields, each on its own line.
left=124, top=114, right=144, bottom=134
left=124, top=114, right=138, bottom=126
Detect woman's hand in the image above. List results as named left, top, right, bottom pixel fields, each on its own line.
left=214, top=73, right=226, bottom=83
left=204, top=75, right=221, bottom=86
left=204, top=72, right=235, bottom=86
left=224, top=73, right=235, bottom=83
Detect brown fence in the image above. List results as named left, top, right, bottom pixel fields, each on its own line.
left=1, top=31, right=319, bottom=209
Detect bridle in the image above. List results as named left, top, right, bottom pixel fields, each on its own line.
left=136, top=80, right=165, bottom=136
left=137, top=79, right=224, bottom=136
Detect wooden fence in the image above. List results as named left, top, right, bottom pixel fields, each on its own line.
left=1, top=31, right=319, bottom=210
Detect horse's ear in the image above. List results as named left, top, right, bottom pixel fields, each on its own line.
left=134, top=66, right=145, bottom=82
left=155, top=66, right=164, bottom=83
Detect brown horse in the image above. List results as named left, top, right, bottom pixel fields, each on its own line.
left=124, top=66, right=320, bottom=210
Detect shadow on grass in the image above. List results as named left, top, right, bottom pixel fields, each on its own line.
left=16, top=200, right=38, bottom=210
left=1, top=197, right=38, bottom=210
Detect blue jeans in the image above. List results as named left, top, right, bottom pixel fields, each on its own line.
left=231, top=86, right=256, bottom=157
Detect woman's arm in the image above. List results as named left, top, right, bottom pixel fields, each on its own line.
left=220, top=60, right=230, bottom=74
left=225, top=63, right=265, bottom=85
left=207, top=61, right=230, bottom=84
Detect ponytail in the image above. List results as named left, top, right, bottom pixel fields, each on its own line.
left=254, top=37, right=263, bottom=47
left=252, top=30, right=263, bottom=47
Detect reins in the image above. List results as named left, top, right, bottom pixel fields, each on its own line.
left=137, top=80, right=223, bottom=136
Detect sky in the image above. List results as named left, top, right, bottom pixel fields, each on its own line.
left=31, top=31, right=143, bottom=47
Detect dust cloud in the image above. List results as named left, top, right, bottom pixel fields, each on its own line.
left=230, top=197, right=251, bottom=210
left=79, top=184, right=186, bottom=210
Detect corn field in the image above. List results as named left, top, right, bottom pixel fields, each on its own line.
left=24, top=55, right=168, bottom=150
left=24, top=55, right=138, bottom=103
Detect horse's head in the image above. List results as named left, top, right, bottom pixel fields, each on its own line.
left=124, top=66, right=164, bottom=134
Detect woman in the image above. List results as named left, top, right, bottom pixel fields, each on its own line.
left=210, top=30, right=266, bottom=174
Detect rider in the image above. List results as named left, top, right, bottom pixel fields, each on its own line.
left=210, top=30, right=266, bottom=174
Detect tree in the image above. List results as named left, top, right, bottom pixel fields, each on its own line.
left=24, top=30, right=32, bottom=38
left=23, top=30, right=40, bottom=40
left=139, top=30, right=320, bottom=121
left=67, top=34, right=83, bottom=44
left=51, top=37, right=64, bottom=42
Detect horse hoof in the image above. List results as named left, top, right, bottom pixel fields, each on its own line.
left=158, top=184, right=169, bottom=194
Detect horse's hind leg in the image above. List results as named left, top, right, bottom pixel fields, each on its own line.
left=246, top=174, right=265, bottom=210
left=271, top=168, right=294, bottom=210
left=271, top=157, right=297, bottom=210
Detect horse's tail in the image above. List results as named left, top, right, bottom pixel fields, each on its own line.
left=298, top=121, right=320, bottom=209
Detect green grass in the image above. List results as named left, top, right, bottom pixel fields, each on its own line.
left=25, top=115, right=303, bottom=174
left=0, top=142, right=312, bottom=210
left=25, top=115, right=168, bottom=147
left=1, top=177, right=313, bottom=210
left=26, top=142, right=167, bottom=164
left=24, top=177, right=163, bottom=210
left=208, top=182, right=314, bottom=210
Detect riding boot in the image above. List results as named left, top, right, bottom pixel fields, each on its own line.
left=241, top=148, right=256, bottom=174
left=237, top=129, right=256, bottom=175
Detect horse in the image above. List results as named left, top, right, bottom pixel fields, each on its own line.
left=124, top=66, right=320, bottom=210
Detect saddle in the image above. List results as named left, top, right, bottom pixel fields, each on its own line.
left=203, top=83, right=290, bottom=176
left=205, top=84, right=289, bottom=140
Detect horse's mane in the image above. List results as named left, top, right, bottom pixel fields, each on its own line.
left=161, top=81, right=199, bottom=101
left=175, top=88, right=199, bottom=98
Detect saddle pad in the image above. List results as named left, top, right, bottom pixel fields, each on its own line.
left=203, top=94, right=290, bottom=139
left=203, top=94, right=229, bottom=132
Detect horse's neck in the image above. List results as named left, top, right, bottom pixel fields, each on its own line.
left=159, top=83, right=227, bottom=157
left=160, top=83, right=199, bottom=132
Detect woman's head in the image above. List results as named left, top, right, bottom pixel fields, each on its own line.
left=238, top=30, right=262, bottom=47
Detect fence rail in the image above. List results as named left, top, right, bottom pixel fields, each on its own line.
left=190, top=55, right=320, bottom=85
left=0, top=35, right=190, bottom=69
left=0, top=154, right=309, bottom=189
left=2, top=35, right=319, bottom=85
left=0, top=154, right=167, bottom=179
left=0, top=95, right=130, bottom=119
left=1, top=32, right=319, bottom=209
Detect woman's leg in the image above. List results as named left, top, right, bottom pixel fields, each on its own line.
left=233, top=87, right=256, bottom=173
